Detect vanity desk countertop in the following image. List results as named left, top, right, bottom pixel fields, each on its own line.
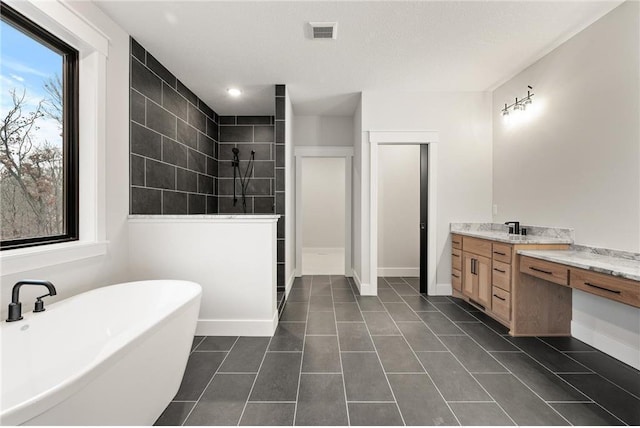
left=517, top=247, right=640, bottom=282
left=518, top=246, right=640, bottom=308
left=450, top=223, right=640, bottom=337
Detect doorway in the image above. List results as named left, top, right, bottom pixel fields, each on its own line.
left=295, top=146, right=353, bottom=278
left=377, top=145, right=429, bottom=293
left=301, top=157, right=346, bottom=275
left=377, top=145, right=421, bottom=285
left=368, top=131, right=439, bottom=296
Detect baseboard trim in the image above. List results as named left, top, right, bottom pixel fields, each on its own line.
left=196, top=314, right=278, bottom=337
left=571, top=321, right=640, bottom=370
left=352, top=268, right=362, bottom=289
left=377, top=267, right=419, bottom=277
left=285, top=271, right=295, bottom=297
left=352, top=269, right=376, bottom=296
left=301, top=270, right=347, bottom=275
left=433, top=282, right=453, bottom=296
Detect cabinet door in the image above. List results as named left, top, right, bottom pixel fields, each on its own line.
left=476, top=255, right=492, bottom=307
left=462, top=253, right=475, bottom=298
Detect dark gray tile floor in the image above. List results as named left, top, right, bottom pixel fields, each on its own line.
left=156, top=275, right=639, bottom=426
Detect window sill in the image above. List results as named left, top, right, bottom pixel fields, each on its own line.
left=0, top=241, right=108, bottom=276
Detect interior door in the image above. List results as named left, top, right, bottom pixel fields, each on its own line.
left=419, top=144, right=428, bottom=294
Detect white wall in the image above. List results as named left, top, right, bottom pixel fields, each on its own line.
left=301, top=158, right=346, bottom=249
left=285, top=89, right=296, bottom=291
left=377, top=145, right=420, bottom=276
left=358, top=91, right=493, bottom=290
left=352, top=97, right=365, bottom=287
left=294, top=116, right=354, bottom=146
left=492, top=0, right=640, bottom=368
left=128, top=218, right=278, bottom=336
left=0, top=1, right=130, bottom=317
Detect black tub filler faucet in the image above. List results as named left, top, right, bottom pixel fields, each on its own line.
left=6, top=280, right=57, bottom=322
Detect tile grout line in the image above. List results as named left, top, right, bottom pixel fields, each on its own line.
left=494, top=336, right=630, bottom=423
left=180, top=336, right=240, bottom=426
left=236, top=329, right=276, bottom=426
left=190, top=336, right=206, bottom=354
left=331, top=276, right=352, bottom=426
left=352, top=285, right=407, bottom=426
left=451, top=302, right=630, bottom=425
left=531, top=337, right=640, bottom=401
left=376, top=282, right=462, bottom=426
left=292, top=275, right=312, bottom=426
left=177, top=278, right=631, bottom=427
left=409, top=290, right=518, bottom=425
left=431, top=299, right=578, bottom=426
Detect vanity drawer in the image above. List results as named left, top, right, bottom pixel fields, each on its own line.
left=452, top=249, right=462, bottom=270
left=492, top=260, right=511, bottom=291
left=491, top=286, right=511, bottom=321
left=570, top=268, right=640, bottom=308
left=452, top=234, right=462, bottom=250
left=492, top=243, right=512, bottom=264
left=452, top=269, right=462, bottom=292
left=520, top=256, right=569, bottom=286
left=463, top=236, right=492, bottom=258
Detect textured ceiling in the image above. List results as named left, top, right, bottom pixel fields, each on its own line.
left=95, top=1, right=622, bottom=116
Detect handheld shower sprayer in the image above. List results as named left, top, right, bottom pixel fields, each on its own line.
left=231, top=148, right=256, bottom=213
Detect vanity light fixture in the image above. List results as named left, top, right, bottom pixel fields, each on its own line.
left=501, top=85, right=534, bottom=117
left=227, top=88, right=242, bottom=97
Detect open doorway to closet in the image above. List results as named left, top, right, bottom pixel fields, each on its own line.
left=368, top=131, right=438, bottom=296
left=295, top=147, right=353, bottom=278
left=377, top=144, right=427, bottom=293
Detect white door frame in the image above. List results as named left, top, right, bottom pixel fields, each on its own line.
left=295, top=146, right=354, bottom=277
left=369, top=131, right=439, bottom=295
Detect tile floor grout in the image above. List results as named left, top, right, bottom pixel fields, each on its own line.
left=157, top=275, right=639, bottom=426
left=396, top=280, right=514, bottom=426
left=291, top=275, right=311, bottom=426
left=352, top=277, right=407, bottom=426
left=181, top=336, right=240, bottom=426
left=430, top=296, right=576, bottom=426
left=334, top=277, right=352, bottom=426
left=432, top=294, right=626, bottom=426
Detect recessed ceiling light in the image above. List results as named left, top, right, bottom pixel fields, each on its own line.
left=227, top=88, right=242, bottom=97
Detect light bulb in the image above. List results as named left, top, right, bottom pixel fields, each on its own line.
left=227, top=88, right=242, bottom=97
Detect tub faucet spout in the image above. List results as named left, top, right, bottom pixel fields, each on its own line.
left=6, top=280, right=57, bottom=322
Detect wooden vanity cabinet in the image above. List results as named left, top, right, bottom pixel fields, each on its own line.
left=451, top=237, right=463, bottom=292
left=460, top=236, right=492, bottom=307
left=462, top=252, right=491, bottom=306
left=451, top=233, right=570, bottom=336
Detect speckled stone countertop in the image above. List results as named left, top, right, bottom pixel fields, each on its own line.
left=518, top=247, right=640, bottom=282
left=450, top=223, right=573, bottom=245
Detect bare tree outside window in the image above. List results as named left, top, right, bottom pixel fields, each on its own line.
left=1, top=5, right=78, bottom=249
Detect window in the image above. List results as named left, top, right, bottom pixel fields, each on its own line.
left=1, top=2, right=78, bottom=250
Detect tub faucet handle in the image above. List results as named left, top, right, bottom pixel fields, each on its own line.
left=34, top=293, right=52, bottom=313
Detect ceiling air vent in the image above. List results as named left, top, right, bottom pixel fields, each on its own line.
left=309, top=22, right=338, bottom=40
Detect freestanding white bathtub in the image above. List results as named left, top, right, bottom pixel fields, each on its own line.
left=0, top=280, right=201, bottom=426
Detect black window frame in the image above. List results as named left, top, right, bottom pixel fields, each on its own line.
left=0, top=2, right=79, bottom=251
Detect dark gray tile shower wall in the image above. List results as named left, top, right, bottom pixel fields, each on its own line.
left=217, top=116, right=275, bottom=215
left=130, top=38, right=219, bottom=215
left=275, top=85, right=286, bottom=291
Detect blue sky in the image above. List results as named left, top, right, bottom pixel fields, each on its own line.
left=1, top=19, right=63, bottom=146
